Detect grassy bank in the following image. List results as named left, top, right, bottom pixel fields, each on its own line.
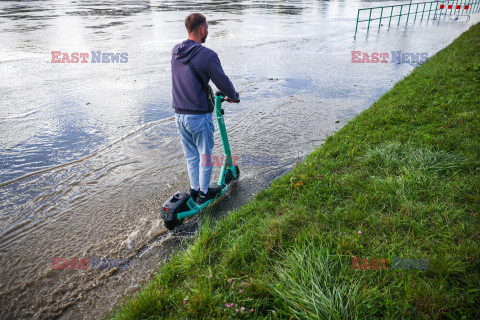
left=108, top=23, right=480, bottom=319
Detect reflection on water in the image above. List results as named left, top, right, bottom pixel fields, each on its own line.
left=1, top=0, right=478, bottom=319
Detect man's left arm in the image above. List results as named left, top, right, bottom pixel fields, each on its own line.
left=206, top=53, right=239, bottom=100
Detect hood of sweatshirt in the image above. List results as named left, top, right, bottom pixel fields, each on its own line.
left=172, top=39, right=203, bottom=65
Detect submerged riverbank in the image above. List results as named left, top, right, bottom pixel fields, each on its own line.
left=107, top=22, right=480, bottom=320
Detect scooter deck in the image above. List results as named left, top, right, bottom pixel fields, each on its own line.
left=177, top=184, right=230, bottom=220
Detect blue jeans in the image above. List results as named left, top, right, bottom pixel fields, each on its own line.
left=175, top=113, right=214, bottom=193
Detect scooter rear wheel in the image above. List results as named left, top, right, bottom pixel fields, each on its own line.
left=165, top=217, right=184, bottom=230
left=165, top=220, right=177, bottom=230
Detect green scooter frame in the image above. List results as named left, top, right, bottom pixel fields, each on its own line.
left=161, top=92, right=240, bottom=230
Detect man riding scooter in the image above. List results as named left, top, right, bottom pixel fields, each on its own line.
left=171, top=13, right=239, bottom=204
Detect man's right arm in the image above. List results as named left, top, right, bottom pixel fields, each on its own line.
left=206, top=53, right=239, bottom=100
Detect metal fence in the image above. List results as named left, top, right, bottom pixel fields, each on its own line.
left=354, top=0, right=480, bottom=38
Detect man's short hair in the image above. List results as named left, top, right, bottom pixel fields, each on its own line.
left=185, top=13, right=206, bottom=34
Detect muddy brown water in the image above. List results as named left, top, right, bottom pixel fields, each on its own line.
left=1, top=0, right=478, bottom=319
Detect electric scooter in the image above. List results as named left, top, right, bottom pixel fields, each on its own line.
left=161, top=91, right=240, bottom=230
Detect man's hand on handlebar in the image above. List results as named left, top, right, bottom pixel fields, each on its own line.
left=215, top=91, right=240, bottom=103
left=224, top=96, right=240, bottom=103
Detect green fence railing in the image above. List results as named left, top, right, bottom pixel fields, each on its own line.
left=354, top=0, right=480, bottom=38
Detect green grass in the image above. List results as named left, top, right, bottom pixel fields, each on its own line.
left=107, top=22, right=480, bottom=320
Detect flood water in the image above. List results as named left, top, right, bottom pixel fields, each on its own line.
left=1, top=0, right=478, bottom=319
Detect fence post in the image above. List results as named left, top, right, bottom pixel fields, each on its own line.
left=389, top=6, right=394, bottom=27
left=367, top=8, right=373, bottom=33
left=427, top=1, right=433, bottom=20
left=399, top=5, right=404, bottom=24
left=354, top=9, right=360, bottom=38
left=379, top=7, right=384, bottom=28
left=449, top=0, right=454, bottom=16
left=406, top=0, right=413, bottom=23
left=454, top=0, right=460, bottom=15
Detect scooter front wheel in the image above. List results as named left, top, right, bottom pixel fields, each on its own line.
left=225, top=166, right=240, bottom=184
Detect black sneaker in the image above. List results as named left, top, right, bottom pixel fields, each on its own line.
left=196, top=186, right=223, bottom=204
left=190, top=188, right=200, bottom=202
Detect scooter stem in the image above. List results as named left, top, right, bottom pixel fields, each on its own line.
left=214, top=93, right=237, bottom=186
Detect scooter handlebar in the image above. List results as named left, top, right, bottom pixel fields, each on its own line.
left=225, top=96, right=240, bottom=103
left=215, top=91, right=240, bottom=103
